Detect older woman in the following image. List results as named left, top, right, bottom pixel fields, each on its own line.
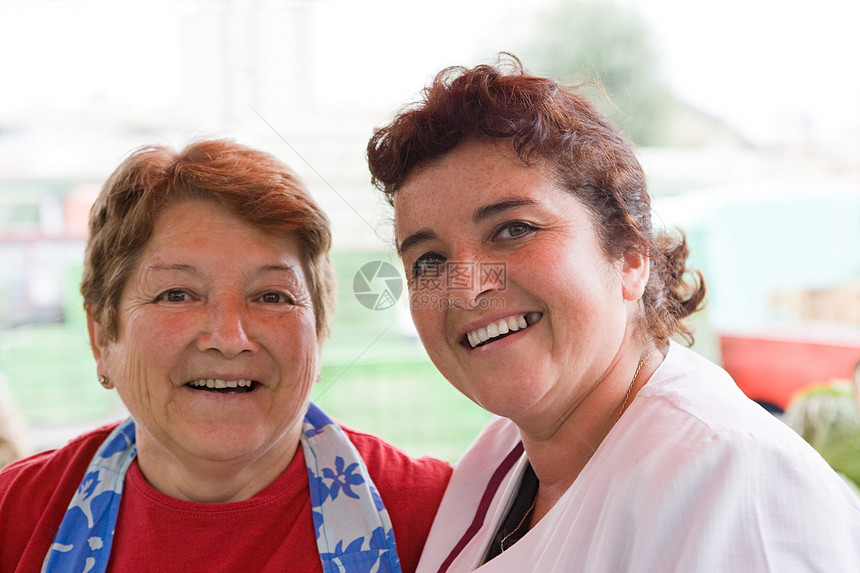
left=366, top=57, right=860, bottom=571
left=0, top=140, right=451, bottom=572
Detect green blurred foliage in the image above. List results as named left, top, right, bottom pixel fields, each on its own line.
left=520, top=0, right=673, bottom=146
left=783, top=383, right=860, bottom=490
left=0, top=250, right=490, bottom=461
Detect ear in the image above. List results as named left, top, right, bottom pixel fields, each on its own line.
left=87, top=309, right=111, bottom=377
left=620, top=250, right=649, bottom=302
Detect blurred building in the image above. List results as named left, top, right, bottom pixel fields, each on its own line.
left=0, top=0, right=857, bottom=454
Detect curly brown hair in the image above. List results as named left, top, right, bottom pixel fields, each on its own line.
left=81, top=139, right=336, bottom=341
left=366, top=55, right=704, bottom=343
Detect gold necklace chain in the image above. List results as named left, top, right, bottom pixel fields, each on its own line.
left=499, top=347, right=656, bottom=553
left=499, top=493, right=537, bottom=552
left=617, top=347, right=656, bottom=422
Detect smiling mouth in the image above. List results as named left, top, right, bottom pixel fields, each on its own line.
left=464, top=312, right=543, bottom=349
left=186, top=379, right=258, bottom=395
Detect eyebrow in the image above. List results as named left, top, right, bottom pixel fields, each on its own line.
left=259, top=264, right=300, bottom=277
left=472, top=198, right=537, bottom=223
left=144, top=263, right=298, bottom=277
left=145, top=263, right=199, bottom=275
left=397, top=198, right=538, bottom=254
left=397, top=230, right=437, bottom=255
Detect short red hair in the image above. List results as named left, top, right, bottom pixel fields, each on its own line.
left=82, top=139, right=336, bottom=341
left=367, top=55, right=704, bottom=343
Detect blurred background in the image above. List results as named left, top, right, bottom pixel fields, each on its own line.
left=1, top=0, right=858, bottom=466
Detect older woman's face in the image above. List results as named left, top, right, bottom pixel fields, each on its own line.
left=89, top=199, right=320, bottom=467
left=394, top=140, right=648, bottom=427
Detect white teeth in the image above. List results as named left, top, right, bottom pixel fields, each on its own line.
left=189, top=379, right=254, bottom=389
left=466, top=313, right=543, bottom=348
left=467, top=331, right=478, bottom=347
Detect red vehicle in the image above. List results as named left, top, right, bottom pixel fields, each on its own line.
left=720, top=326, right=860, bottom=413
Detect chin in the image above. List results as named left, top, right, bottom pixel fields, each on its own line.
left=452, top=365, right=549, bottom=407
left=170, top=420, right=272, bottom=459
left=466, top=387, right=546, bottom=420
left=187, top=434, right=271, bottom=463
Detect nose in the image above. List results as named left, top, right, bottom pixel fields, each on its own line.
left=197, top=294, right=256, bottom=357
left=443, top=256, right=506, bottom=310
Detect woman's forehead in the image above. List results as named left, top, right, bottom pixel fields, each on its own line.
left=137, top=200, right=305, bottom=275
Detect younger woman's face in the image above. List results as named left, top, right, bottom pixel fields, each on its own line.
left=394, top=139, right=648, bottom=428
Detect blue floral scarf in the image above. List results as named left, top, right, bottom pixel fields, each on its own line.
left=42, top=402, right=402, bottom=573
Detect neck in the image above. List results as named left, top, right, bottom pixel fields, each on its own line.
left=519, top=344, right=663, bottom=523
left=134, top=425, right=301, bottom=503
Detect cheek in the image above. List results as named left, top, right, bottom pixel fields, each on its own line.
left=105, top=342, right=162, bottom=414
left=408, top=294, right=445, bottom=344
left=122, top=304, right=174, bottom=343
left=107, top=314, right=190, bottom=385
left=271, top=313, right=322, bottom=370
left=290, top=332, right=321, bottom=372
left=410, top=316, right=457, bottom=373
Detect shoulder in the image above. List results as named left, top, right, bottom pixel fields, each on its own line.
left=622, top=342, right=860, bottom=499
left=608, top=348, right=860, bottom=565
left=0, top=423, right=121, bottom=571
left=340, top=425, right=452, bottom=573
left=0, top=422, right=118, bottom=489
left=634, top=342, right=796, bottom=441
left=626, top=344, right=842, bottom=478
left=615, top=425, right=860, bottom=569
left=341, top=425, right=452, bottom=493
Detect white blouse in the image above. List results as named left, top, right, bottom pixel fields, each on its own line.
left=417, top=342, right=860, bottom=572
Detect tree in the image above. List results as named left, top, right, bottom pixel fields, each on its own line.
left=520, top=0, right=672, bottom=146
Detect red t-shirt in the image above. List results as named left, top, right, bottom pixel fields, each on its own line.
left=0, top=422, right=451, bottom=572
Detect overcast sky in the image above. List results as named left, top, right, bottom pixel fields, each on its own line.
left=0, top=0, right=857, bottom=151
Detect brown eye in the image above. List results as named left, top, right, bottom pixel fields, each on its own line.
left=495, top=221, right=535, bottom=240
left=159, top=290, right=190, bottom=303
left=412, top=253, right=446, bottom=277
left=258, top=292, right=291, bottom=304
